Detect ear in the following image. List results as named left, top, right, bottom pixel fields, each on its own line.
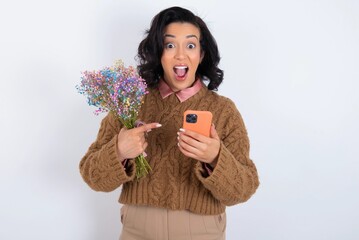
left=200, top=51, right=205, bottom=63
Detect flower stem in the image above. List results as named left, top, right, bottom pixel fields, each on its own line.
left=135, top=153, right=152, bottom=179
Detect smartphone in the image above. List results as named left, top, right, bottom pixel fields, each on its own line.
left=183, top=110, right=213, bottom=137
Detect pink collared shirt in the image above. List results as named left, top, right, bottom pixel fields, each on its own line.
left=158, top=78, right=203, bottom=102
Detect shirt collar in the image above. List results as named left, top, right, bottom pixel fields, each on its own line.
left=158, top=79, right=203, bottom=102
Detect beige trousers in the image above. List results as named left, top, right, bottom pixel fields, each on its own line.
left=119, top=205, right=226, bottom=240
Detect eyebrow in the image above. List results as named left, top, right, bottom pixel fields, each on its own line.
left=163, top=34, right=199, bottom=40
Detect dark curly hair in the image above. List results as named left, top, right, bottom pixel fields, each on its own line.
left=137, top=6, right=224, bottom=91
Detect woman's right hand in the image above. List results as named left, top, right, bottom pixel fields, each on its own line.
left=117, top=122, right=162, bottom=161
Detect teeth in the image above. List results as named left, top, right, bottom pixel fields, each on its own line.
left=174, top=66, right=188, bottom=77
left=174, top=66, right=188, bottom=69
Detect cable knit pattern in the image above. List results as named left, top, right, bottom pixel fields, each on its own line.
left=79, top=86, right=259, bottom=215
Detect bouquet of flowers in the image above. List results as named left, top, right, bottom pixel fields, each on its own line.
left=76, top=60, right=150, bottom=179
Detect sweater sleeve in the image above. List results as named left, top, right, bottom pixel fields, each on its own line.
left=79, top=113, right=136, bottom=192
left=195, top=99, right=259, bottom=206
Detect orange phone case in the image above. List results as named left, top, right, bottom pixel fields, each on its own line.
left=183, top=110, right=213, bottom=137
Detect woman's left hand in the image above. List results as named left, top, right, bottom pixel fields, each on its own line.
left=177, top=124, right=220, bottom=167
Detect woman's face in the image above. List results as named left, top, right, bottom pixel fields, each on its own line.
left=161, top=22, right=203, bottom=92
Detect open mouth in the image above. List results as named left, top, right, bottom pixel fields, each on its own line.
left=173, top=66, right=188, bottom=78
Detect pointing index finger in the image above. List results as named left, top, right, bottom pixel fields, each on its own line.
left=135, top=123, right=162, bottom=133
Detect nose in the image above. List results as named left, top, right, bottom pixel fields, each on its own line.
left=175, top=46, right=185, bottom=60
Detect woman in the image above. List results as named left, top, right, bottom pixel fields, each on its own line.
left=80, top=6, right=259, bottom=240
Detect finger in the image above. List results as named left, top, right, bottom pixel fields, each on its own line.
left=134, top=141, right=148, bottom=155
left=135, top=122, right=162, bottom=133
left=178, top=137, right=203, bottom=157
left=210, top=124, right=220, bottom=140
left=140, top=135, right=146, bottom=145
left=178, top=143, right=200, bottom=160
left=179, top=132, right=206, bottom=151
left=142, top=142, right=148, bottom=152
left=179, top=128, right=208, bottom=142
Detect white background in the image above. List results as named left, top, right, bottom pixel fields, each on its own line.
left=1, top=0, right=358, bottom=239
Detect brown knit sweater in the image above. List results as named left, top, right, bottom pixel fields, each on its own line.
left=79, top=86, right=259, bottom=215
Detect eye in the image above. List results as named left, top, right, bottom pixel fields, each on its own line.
left=165, top=43, right=175, bottom=49
left=187, top=43, right=196, bottom=49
